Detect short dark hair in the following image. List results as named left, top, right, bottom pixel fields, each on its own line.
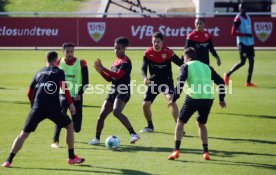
left=62, top=42, right=75, bottom=50
left=152, top=32, right=164, bottom=41
left=239, top=3, right=246, bottom=9
left=115, top=37, right=129, bottom=48
left=183, top=47, right=197, bottom=60
left=46, top=51, right=58, bottom=63
left=196, top=17, right=205, bottom=23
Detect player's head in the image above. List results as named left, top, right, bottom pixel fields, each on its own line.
left=46, top=51, right=58, bottom=66
left=114, top=37, right=129, bottom=58
left=152, top=32, right=163, bottom=52
left=195, top=18, right=205, bottom=31
left=183, top=47, right=197, bottom=63
left=62, top=42, right=75, bottom=60
left=239, top=3, right=246, bottom=15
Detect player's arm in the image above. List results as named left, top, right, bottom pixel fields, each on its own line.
left=94, top=59, right=112, bottom=82
left=59, top=70, right=73, bottom=104
left=185, top=38, right=195, bottom=49
left=59, top=71, right=76, bottom=114
left=100, top=71, right=112, bottom=82
left=210, top=67, right=226, bottom=108
left=27, top=75, right=36, bottom=103
left=142, top=56, right=150, bottom=85
left=77, top=60, right=89, bottom=95
left=171, top=54, right=184, bottom=66
left=208, top=38, right=221, bottom=66
left=231, top=18, right=252, bottom=37
left=141, top=56, right=148, bottom=79
left=172, top=65, right=188, bottom=102
left=102, top=66, right=126, bottom=80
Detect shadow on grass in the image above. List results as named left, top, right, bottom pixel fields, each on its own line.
left=81, top=144, right=276, bottom=158
left=83, top=104, right=102, bottom=108
left=0, top=100, right=102, bottom=108
left=0, top=99, right=29, bottom=105
left=183, top=133, right=276, bottom=145
left=0, top=86, right=18, bottom=90
left=210, top=136, right=276, bottom=145
left=12, top=165, right=154, bottom=175
left=177, top=159, right=276, bottom=170
left=214, top=112, right=276, bottom=120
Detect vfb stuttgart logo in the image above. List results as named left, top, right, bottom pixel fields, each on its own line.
left=254, top=22, right=273, bottom=42
left=87, top=22, right=106, bottom=42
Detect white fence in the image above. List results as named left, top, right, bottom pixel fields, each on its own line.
left=0, top=12, right=275, bottom=17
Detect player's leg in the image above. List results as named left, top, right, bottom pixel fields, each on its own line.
left=64, top=122, right=84, bottom=164
left=49, top=111, right=85, bottom=164
left=71, top=98, right=83, bottom=133
left=165, top=81, right=179, bottom=122
left=2, top=109, right=44, bottom=167
left=197, top=99, right=213, bottom=160
left=2, top=131, right=30, bottom=167
left=113, top=95, right=140, bottom=144
left=141, top=83, right=158, bottom=132
left=52, top=95, right=69, bottom=148
left=245, top=46, right=256, bottom=86
left=167, top=118, right=184, bottom=160
left=166, top=95, right=179, bottom=122
left=88, top=100, right=113, bottom=145
left=224, top=44, right=246, bottom=84
left=168, top=96, right=196, bottom=160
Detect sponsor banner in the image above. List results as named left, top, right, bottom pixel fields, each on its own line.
left=0, top=18, right=77, bottom=46
left=0, top=17, right=275, bottom=47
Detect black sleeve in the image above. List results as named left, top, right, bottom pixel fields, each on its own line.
left=29, top=74, right=37, bottom=89
left=210, top=67, right=225, bottom=102
left=172, top=64, right=188, bottom=102
left=59, top=69, right=66, bottom=82
left=171, top=54, right=184, bottom=66
left=141, top=56, right=149, bottom=79
left=233, top=20, right=241, bottom=29
left=185, top=38, right=191, bottom=48
left=208, top=38, right=219, bottom=58
left=77, top=66, right=89, bottom=95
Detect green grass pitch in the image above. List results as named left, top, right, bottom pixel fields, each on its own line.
left=0, top=49, right=276, bottom=175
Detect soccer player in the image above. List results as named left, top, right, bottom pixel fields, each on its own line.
left=1, top=51, right=85, bottom=168
left=140, top=32, right=183, bottom=133
left=224, top=3, right=256, bottom=87
left=51, top=42, right=89, bottom=148
left=185, top=18, right=221, bottom=66
left=88, top=37, right=140, bottom=145
left=167, top=47, right=226, bottom=161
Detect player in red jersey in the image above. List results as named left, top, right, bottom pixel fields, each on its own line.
left=140, top=32, right=183, bottom=133
left=185, top=18, right=221, bottom=66
left=88, top=37, right=140, bottom=145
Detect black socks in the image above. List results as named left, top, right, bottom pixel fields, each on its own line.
left=68, top=148, right=75, bottom=159
left=203, top=144, right=208, bottom=153
left=7, top=152, right=15, bottom=163
left=175, top=140, right=181, bottom=150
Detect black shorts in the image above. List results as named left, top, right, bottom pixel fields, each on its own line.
left=179, top=96, right=214, bottom=124
left=23, top=108, right=71, bottom=133
left=144, top=79, right=174, bottom=102
left=59, top=95, right=83, bottom=132
left=239, top=43, right=255, bottom=58
left=106, top=91, right=131, bottom=103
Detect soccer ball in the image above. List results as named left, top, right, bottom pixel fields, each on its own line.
left=105, top=135, right=120, bottom=150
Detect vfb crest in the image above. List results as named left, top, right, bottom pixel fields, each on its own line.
left=254, top=22, right=273, bottom=42
left=87, top=22, right=106, bottom=42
